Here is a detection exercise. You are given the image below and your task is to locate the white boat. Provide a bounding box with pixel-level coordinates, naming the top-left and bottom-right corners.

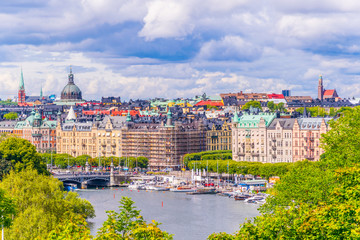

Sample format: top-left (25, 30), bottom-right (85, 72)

top-left (128, 182), bottom-right (146, 190)
top-left (244, 195), bottom-right (266, 203)
top-left (170, 186), bottom-right (197, 192)
top-left (153, 186), bottom-right (170, 191)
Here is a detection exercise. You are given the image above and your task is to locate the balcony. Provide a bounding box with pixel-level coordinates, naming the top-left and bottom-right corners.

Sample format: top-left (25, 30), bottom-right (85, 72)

top-left (32, 133), bottom-right (42, 138)
top-left (305, 155), bottom-right (314, 160)
top-left (271, 138), bottom-right (276, 142)
top-left (272, 146), bottom-right (276, 150)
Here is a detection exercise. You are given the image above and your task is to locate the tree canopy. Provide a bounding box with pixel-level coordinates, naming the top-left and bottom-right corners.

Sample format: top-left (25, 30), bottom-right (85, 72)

top-left (95, 196), bottom-right (172, 240)
top-left (3, 112), bottom-right (18, 120)
top-left (0, 169), bottom-right (95, 240)
top-left (0, 137), bottom-right (48, 179)
top-left (0, 188), bottom-right (16, 229)
top-left (241, 101), bottom-right (262, 111)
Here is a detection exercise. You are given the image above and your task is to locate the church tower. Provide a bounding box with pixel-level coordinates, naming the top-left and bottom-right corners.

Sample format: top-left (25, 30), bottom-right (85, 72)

top-left (318, 75), bottom-right (324, 101)
top-left (18, 69), bottom-right (26, 105)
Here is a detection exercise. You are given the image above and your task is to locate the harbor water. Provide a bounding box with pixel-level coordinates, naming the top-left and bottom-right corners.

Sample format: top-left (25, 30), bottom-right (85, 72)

top-left (78, 188), bottom-right (260, 240)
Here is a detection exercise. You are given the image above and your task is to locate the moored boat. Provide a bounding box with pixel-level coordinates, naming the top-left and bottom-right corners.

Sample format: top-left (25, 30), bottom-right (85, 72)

top-left (170, 186), bottom-right (197, 192)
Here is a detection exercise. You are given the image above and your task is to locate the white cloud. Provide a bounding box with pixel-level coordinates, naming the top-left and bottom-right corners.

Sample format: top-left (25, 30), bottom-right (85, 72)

top-left (138, 0), bottom-right (194, 40)
top-left (197, 35), bottom-right (262, 61)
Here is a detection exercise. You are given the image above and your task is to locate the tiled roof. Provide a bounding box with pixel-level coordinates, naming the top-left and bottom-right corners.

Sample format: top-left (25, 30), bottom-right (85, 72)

top-left (194, 100), bottom-right (224, 107)
top-left (324, 89), bottom-right (335, 96)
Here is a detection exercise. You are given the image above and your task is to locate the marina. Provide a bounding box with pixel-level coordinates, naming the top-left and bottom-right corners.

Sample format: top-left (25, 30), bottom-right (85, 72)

top-left (78, 187), bottom-right (260, 240)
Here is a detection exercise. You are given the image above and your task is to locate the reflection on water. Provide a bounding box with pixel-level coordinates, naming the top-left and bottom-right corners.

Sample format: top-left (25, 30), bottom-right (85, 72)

top-left (77, 188), bottom-right (260, 240)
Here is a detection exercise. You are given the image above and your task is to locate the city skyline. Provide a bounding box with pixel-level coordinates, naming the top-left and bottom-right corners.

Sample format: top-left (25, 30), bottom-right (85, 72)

top-left (1, 1), bottom-right (360, 100)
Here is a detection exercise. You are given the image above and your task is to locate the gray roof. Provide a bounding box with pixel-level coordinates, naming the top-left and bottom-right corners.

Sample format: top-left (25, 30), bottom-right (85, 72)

top-left (297, 117), bottom-right (332, 130)
top-left (62, 122), bottom-right (93, 131)
top-left (0, 121), bottom-right (17, 129)
top-left (97, 116), bottom-right (127, 130)
top-left (267, 118), bottom-right (296, 130)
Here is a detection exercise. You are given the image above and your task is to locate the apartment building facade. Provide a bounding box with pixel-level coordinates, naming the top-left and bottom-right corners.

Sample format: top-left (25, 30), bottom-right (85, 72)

top-left (232, 112), bottom-right (333, 163)
top-left (206, 121), bottom-right (232, 151)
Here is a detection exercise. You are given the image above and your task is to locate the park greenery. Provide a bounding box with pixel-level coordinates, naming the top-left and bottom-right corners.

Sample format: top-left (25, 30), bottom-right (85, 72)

top-left (266, 101), bottom-right (285, 112)
top-left (241, 101), bottom-right (262, 111)
top-left (0, 137), bottom-right (48, 180)
top-left (207, 106), bottom-right (360, 239)
top-left (95, 197), bottom-right (172, 239)
top-left (39, 153), bottom-right (149, 170)
top-left (3, 112), bottom-right (18, 120)
top-left (0, 168), bottom-right (95, 240)
top-left (0, 100), bottom-right (17, 106)
top-left (184, 150), bottom-right (291, 179)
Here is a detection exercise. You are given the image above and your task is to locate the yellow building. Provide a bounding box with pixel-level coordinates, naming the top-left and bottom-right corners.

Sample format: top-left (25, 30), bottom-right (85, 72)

top-left (206, 121), bottom-right (232, 151)
top-left (56, 114), bottom-right (126, 158)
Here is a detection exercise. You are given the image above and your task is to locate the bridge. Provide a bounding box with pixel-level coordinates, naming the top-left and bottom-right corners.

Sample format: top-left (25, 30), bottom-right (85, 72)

top-left (54, 173), bottom-right (131, 188)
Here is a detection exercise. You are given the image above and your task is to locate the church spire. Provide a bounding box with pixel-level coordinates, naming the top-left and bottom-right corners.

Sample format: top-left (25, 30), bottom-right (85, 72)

top-left (318, 74), bottom-right (324, 101)
top-left (18, 68), bottom-right (26, 105)
top-left (19, 68), bottom-right (25, 90)
top-left (68, 65), bottom-right (74, 84)
top-left (40, 85), bottom-right (43, 98)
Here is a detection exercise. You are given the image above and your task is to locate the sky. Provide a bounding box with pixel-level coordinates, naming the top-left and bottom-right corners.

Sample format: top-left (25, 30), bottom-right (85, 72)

top-left (1, 0), bottom-right (360, 101)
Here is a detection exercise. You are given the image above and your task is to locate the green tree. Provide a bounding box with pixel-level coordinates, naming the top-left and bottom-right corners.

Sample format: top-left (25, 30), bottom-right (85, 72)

top-left (136, 157), bottom-right (149, 169)
top-left (276, 102), bottom-right (285, 112)
top-left (0, 189), bottom-right (16, 237)
top-left (3, 112), bottom-right (18, 120)
top-left (96, 196), bottom-right (172, 240)
top-left (0, 169), bottom-right (95, 239)
top-left (46, 214), bottom-right (92, 240)
top-left (236, 166), bottom-right (360, 239)
top-left (0, 137), bottom-right (48, 179)
top-left (321, 106), bottom-right (360, 169)
top-left (0, 158), bottom-right (12, 181)
top-left (266, 101), bottom-right (275, 112)
top-left (241, 101), bottom-right (262, 111)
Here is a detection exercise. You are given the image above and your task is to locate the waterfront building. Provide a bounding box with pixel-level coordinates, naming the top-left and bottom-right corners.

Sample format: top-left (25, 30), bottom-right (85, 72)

top-left (292, 115), bottom-right (332, 162)
top-left (232, 108), bottom-right (333, 163)
top-left (266, 118), bottom-right (296, 163)
top-left (56, 111), bottom-right (126, 158)
top-left (14, 109), bottom-right (57, 153)
top-left (232, 111), bottom-right (276, 162)
top-left (121, 111), bottom-right (206, 170)
top-left (206, 121), bottom-right (232, 151)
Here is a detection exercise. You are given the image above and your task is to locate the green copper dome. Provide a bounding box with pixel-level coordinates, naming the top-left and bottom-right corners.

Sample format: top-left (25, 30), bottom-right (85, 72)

top-left (61, 67), bottom-right (82, 101)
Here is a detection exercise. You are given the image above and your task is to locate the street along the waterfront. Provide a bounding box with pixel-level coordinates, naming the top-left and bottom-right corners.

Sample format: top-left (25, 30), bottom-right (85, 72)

top-left (78, 188), bottom-right (260, 240)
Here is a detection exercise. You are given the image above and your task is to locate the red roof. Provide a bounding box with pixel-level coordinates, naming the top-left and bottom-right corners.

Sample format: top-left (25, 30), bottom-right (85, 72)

top-left (82, 110), bottom-right (110, 115)
top-left (194, 100), bottom-right (224, 107)
top-left (112, 110), bottom-right (139, 116)
top-left (323, 89), bottom-right (335, 96)
top-left (76, 102), bottom-right (101, 106)
top-left (268, 93), bottom-right (284, 99)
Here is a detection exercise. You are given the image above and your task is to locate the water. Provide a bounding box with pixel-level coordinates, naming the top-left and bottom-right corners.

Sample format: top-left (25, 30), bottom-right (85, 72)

top-left (78, 188), bottom-right (260, 240)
